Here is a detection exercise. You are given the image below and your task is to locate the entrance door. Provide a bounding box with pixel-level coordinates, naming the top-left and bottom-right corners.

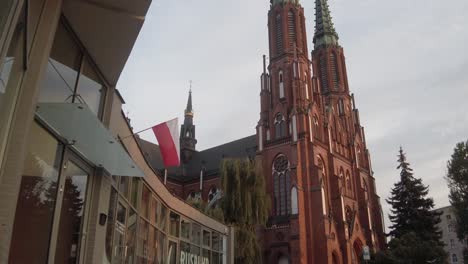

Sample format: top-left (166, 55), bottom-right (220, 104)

top-left (10, 122), bottom-right (92, 264)
top-left (49, 153), bottom-right (92, 264)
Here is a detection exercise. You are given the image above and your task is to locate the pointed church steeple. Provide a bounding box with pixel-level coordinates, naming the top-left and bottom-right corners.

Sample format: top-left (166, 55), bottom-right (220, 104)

top-left (180, 88), bottom-right (197, 163)
top-left (185, 89), bottom-right (193, 115)
top-left (313, 0), bottom-right (339, 47)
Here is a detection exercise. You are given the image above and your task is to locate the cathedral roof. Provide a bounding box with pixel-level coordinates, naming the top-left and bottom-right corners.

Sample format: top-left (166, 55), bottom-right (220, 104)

top-left (313, 0), bottom-right (339, 47)
top-left (138, 135), bottom-right (257, 183)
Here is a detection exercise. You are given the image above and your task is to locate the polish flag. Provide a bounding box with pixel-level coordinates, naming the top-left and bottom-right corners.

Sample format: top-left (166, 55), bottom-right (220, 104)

top-left (152, 118), bottom-right (180, 167)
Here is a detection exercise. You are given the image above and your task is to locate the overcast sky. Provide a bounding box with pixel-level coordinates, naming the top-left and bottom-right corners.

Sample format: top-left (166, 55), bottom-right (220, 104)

top-left (118, 0), bottom-right (468, 228)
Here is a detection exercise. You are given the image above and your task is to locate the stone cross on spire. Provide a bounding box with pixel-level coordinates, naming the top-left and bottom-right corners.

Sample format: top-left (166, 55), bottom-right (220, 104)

top-left (313, 0), bottom-right (339, 47)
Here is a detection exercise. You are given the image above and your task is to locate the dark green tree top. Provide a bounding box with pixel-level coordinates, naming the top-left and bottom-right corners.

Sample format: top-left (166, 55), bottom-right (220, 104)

top-left (446, 140), bottom-right (468, 242)
top-left (387, 147), bottom-right (443, 243)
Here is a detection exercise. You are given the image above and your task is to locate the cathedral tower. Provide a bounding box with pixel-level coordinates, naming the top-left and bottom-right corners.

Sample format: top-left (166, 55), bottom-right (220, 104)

top-left (180, 90), bottom-right (197, 163)
top-left (257, 0), bottom-right (386, 263)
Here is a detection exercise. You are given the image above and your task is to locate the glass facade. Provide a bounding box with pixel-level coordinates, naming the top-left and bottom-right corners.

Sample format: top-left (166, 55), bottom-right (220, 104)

top-left (38, 21), bottom-right (106, 118)
top-left (106, 177), bottom-right (227, 264)
top-left (9, 122), bottom-right (91, 263)
top-left (0, 5), bottom-right (25, 167)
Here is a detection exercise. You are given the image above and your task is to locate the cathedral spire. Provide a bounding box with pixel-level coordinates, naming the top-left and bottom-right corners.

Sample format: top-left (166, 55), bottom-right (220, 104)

top-left (185, 82), bottom-right (193, 116)
top-left (313, 0), bottom-right (339, 47)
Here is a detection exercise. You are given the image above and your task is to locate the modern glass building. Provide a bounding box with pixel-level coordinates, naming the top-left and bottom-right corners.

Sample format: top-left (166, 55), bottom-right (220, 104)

top-left (0, 1), bottom-right (233, 263)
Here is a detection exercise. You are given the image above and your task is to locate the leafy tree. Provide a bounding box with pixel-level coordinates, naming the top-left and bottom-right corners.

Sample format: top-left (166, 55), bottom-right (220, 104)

top-left (386, 147), bottom-right (446, 263)
top-left (446, 140), bottom-right (468, 262)
top-left (220, 157), bottom-right (270, 264)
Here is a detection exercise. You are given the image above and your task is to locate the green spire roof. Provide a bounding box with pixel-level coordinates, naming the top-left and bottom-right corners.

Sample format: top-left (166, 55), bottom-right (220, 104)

top-left (313, 0), bottom-right (339, 47)
top-left (271, 0), bottom-right (300, 6)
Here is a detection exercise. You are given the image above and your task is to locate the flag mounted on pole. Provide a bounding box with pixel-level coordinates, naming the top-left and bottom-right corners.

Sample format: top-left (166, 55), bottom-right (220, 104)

top-left (152, 118), bottom-right (180, 168)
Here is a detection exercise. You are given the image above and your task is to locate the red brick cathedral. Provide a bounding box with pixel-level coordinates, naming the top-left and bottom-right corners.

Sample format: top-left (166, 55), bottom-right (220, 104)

top-left (140, 0), bottom-right (386, 263)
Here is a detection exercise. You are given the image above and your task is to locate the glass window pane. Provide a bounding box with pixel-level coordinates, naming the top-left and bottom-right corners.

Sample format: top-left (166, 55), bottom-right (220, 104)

top-left (76, 58), bottom-right (105, 116)
top-left (159, 204), bottom-right (167, 232)
top-left (130, 178), bottom-right (139, 209)
top-left (181, 219), bottom-right (190, 240)
top-left (141, 185), bottom-right (150, 219)
top-left (212, 232), bottom-right (220, 251)
top-left (55, 161), bottom-right (89, 264)
top-left (119, 176), bottom-right (129, 199)
top-left (0, 0), bottom-right (15, 34)
top-left (191, 223), bottom-right (201, 245)
top-left (150, 197), bottom-right (157, 225)
top-left (0, 13), bottom-right (24, 165)
top-left (169, 212), bottom-right (180, 237)
top-left (167, 241), bottom-right (177, 264)
top-left (9, 122), bottom-right (63, 263)
top-left (203, 230), bottom-right (210, 248)
top-left (156, 230), bottom-right (166, 264)
top-left (105, 188), bottom-right (118, 262)
top-left (137, 218), bottom-right (149, 263)
top-left (126, 208), bottom-right (137, 264)
top-left (39, 22), bottom-right (81, 104)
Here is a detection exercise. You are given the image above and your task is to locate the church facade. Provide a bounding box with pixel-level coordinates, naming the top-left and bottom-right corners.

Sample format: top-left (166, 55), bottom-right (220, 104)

top-left (140, 0), bottom-right (386, 263)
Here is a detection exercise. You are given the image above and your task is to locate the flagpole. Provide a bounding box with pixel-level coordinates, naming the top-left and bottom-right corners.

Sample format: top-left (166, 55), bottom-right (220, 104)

top-left (164, 169), bottom-right (167, 185)
top-left (119, 117), bottom-right (179, 141)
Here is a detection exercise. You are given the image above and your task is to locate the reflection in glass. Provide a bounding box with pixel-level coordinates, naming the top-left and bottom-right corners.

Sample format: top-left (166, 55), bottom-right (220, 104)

top-left (0, 14), bottom-right (24, 162)
top-left (125, 209), bottom-right (137, 264)
top-left (119, 176), bottom-right (130, 199)
top-left (9, 122), bottom-right (63, 263)
top-left (181, 220), bottom-right (190, 240)
top-left (191, 223), bottom-right (201, 245)
top-left (167, 241), bottom-right (177, 264)
top-left (141, 185), bottom-right (150, 219)
top-left (159, 204), bottom-right (167, 231)
top-left (112, 202), bottom-right (126, 264)
top-left (0, 0), bottom-right (15, 35)
top-left (76, 58), bottom-right (104, 116)
top-left (55, 161), bottom-right (89, 264)
top-left (137, 218), bottom-right (149, 262)
top-left (157, 230), bottom-right (166, 264)
top-left (105, 188), bottom-right (118, 262)
top-left (130, 178), bottom-right (139, 208)
top-left (169, 212), bottom-right (180, 237)
top-left (38, 23), bottom-right (81, 104)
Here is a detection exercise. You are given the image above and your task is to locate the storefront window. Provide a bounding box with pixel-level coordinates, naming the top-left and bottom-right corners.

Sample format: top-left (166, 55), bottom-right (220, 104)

top-left (159, 204), bottom-right (167, 232)
top-left (9, 122), bottom-right (64, 263)
top-left (203, 230), bottom-right (211, 248)
top-left (167, 241), bottom-right (177, 264)
top-left (156, 230), bottom-right (166, 264)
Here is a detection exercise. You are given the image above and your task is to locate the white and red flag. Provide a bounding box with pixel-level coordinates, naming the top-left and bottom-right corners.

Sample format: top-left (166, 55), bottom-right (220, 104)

top-left (152, 118), bottom-right (180, 168)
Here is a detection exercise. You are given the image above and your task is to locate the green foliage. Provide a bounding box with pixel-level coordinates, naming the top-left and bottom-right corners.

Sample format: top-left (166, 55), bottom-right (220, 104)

top-left (386, 147), bottom-right (446, 263)
top-left (186, 198), bottom-right (224, 223)
top-left (220, 157), bottom-right (271, 264)
top-left (446, 140), bottom-right (468, 242)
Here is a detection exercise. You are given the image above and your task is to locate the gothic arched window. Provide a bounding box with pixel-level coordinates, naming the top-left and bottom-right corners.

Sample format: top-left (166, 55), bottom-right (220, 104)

top-left (208, 186), bottom-right (219, 203)
top-left (279, 70), bottom-right (285, 99)
top-left (313, 115), bottom-right (320, 140)
top-left (319, 55), bottom-right (329, 93)
top-left (304, 71), bottom-right (309, 99)
top-left (330, 52), bottom-right (340, 90)
top-left (275, 14), bottom-right (283, 54)
top-left (274, 113), bottom-right (287, 139)
top-left (273, 155), bottom-right (291, 216)
top-left (288, 10), bottom-right (296, 48)
top-left (346, 173), bottom-right (352, 194)
top-left (291, 186), bottom-right (298, 215)
top-left (339, 169), bottom-right (345, 194)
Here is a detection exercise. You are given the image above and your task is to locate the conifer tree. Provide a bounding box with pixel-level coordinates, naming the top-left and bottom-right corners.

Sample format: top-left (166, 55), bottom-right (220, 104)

top-left (386, 147), bottom-right (446, 263)
top-left (446, 140), bottom-right (468, 262)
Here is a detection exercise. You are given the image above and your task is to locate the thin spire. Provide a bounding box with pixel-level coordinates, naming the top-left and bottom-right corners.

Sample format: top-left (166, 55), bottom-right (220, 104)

top-left (185, 81), bottom-right (193, 115)
top-left (313, 0), bottom-right (339, 47)
top-left (271, 0), bottom-right (299, 7)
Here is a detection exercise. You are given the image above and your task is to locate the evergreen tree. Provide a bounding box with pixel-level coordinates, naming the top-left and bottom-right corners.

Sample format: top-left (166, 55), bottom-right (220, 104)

top-left (220, 157), bottom-right (270, 264)
top-left (386, 147), bottom-right (446, 263)
top-left (446, 140), bottom-right (468, 262)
